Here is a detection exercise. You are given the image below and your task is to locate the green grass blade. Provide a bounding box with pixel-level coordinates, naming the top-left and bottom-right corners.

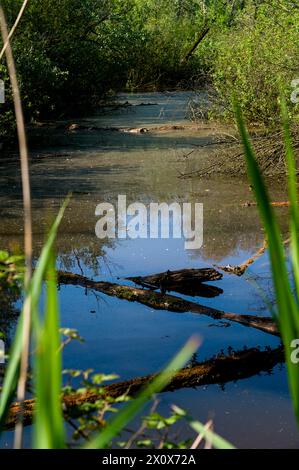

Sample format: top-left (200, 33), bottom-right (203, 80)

top-left (0, 313), bottom-right (25, 430)
top-left (234, 98), bottom-right (295, 325)
top-left (86, 336), bottom-right (200, 449)
top-left (0, 197), bottom-right (70, 431)
top-left (234, 98), bottom-right (299, 420)
top-left (34, 253), bottom-right (65, 449)
top-left (281, 97), bottom-right (299, 296)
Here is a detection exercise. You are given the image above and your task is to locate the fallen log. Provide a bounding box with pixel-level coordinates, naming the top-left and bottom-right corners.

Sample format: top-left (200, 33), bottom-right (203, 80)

top-left (127, 268), bottom-right (223, 296)
top-left (6, 345), bottom-right (284, 429)
top-left (57, 271), bottom-right (278, 336)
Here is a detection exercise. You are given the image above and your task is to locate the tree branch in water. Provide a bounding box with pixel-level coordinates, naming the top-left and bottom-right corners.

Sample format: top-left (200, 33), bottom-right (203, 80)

top-left (57, 271), bottom-right (278, 336)
top-left (6, 345), bottom-right (284, 430)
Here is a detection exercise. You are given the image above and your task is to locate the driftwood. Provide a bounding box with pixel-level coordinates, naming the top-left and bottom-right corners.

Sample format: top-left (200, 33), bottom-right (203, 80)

top-left (58, 271), bottom-right (278, 336)
top-left (64, 123), bottom-right (149, 133)
top-left (6, 345), bottom-right (284, 429)
top-left (216, 238), bottom-right (290, 276)
top-left (216, 241), bottom-right (268, 276)
top-left (242, 201), bottom-right (290, 208)
top-left (54, 122), bottom-right (212, 135)
top-left (127, 268), bottom-right (223, 297)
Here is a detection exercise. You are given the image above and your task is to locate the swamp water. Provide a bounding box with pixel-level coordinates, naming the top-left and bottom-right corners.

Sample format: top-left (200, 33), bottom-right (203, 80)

top-left (0, 92), bottom-right (297, 448)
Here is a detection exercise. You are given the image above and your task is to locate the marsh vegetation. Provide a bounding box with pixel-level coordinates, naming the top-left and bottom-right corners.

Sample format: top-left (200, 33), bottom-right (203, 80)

top-left (0, 0), bottom-right (299, 450)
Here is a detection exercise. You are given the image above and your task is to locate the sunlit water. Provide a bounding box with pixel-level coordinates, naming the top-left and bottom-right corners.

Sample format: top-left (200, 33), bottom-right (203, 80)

top-left (0, 92), bottom-right (297, 448)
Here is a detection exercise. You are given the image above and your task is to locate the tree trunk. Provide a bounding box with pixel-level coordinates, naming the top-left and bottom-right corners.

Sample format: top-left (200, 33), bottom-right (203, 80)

top-left (181, 25), bottom-right (210, 63)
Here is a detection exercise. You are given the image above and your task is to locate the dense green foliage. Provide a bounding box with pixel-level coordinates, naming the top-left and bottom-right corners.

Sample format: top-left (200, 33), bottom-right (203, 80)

top-left (210, 1), bottom-right (299, 125)
top-left (0, 0), bottom-right (298, 143)
top-left (0, 0), bottom-right (205, 142)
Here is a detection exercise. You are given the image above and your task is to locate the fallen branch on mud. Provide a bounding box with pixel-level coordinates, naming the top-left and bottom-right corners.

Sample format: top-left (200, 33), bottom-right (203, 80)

top-left (57, 271), bottom-right (278, 336)
top-left (6, 345), bottom-right (284, 429)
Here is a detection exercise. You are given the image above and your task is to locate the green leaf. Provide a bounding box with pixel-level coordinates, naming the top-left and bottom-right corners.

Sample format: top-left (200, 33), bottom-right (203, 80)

top-left (0, 251), bottom-right (9, 262)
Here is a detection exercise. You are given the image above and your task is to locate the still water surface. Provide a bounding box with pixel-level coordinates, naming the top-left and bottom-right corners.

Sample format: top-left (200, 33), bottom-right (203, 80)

top-left (0, 92), bottom-right (297, 448)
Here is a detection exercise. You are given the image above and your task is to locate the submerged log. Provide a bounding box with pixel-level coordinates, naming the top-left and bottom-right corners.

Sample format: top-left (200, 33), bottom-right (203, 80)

top-left (6, 345), bottom-right (284, 429)
top-left (57, 271), bottom-right (278, 336)
top-left (127, 268), bottom-right (223, 296)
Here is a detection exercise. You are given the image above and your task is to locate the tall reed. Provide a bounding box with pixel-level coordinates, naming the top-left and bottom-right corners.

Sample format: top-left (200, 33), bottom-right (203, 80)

top-left (235, 96), bottom-right (299, 422)
top-left (0, 2), bottom-right (31, 448)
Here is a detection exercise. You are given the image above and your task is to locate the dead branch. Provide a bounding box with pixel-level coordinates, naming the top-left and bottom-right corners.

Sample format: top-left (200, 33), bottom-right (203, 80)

top-left (242, 201), bottom-right (290, 207)
top-left (216, 238), bottom-right (290, 276)
top-left (181, 25), bottom-right (210, 64)
top-left (216, 241), bottom-right (268, 276)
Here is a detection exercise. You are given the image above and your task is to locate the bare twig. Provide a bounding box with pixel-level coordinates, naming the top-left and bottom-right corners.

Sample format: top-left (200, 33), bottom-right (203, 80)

top-left (190, 420), bottom-right (213, 449)
top-left (125, 399), bottom-right (159, 449)
top-left (215, 240), bottom-right (268, 276)
top-left (204, 421), bottom-right (214, 449)
top-left (0, 0), bottom-right (29, 62)
top-left (216, 238), bottom-right (290, 276)
top-left (242, 201), bottom-right (290, 208)
top-left (0, 5), bottom-right (32, 449)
